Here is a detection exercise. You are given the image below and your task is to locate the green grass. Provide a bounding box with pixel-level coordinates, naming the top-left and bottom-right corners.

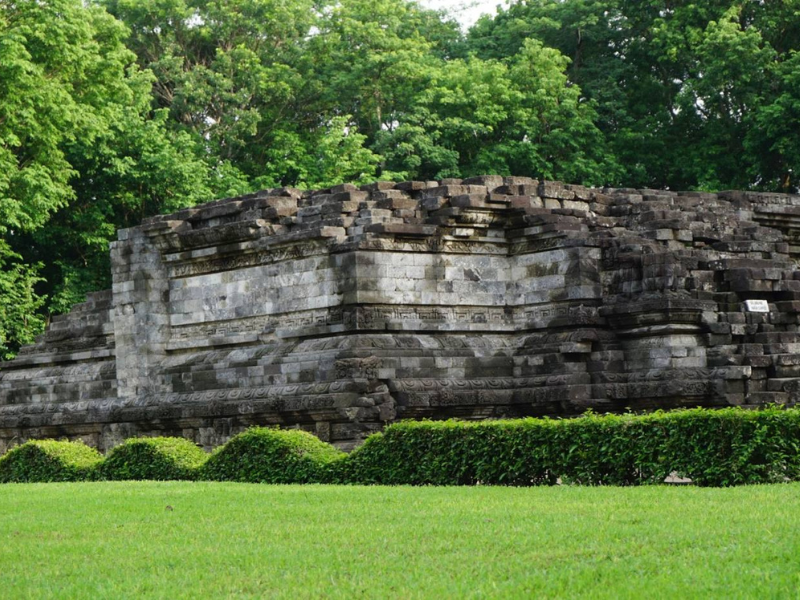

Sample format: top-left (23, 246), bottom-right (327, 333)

top-left (1, 483), bottom-right (799, 598)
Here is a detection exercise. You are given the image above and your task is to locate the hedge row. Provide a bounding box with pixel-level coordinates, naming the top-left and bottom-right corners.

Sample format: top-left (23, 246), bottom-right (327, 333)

top-left (2, 408), bottom-right (800, 486)
top-left (336, 408), bottom-right (800, 486)
top-left (0, 429), bottom-right (343, 484)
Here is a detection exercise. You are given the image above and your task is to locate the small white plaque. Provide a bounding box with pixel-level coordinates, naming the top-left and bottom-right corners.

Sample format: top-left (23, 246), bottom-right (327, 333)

top-left (744, 299), bottom-right (769, 313)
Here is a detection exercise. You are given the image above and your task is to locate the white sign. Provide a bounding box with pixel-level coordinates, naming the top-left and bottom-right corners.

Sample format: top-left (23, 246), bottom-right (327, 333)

top-left (744, 299), bottom-right (769, 313)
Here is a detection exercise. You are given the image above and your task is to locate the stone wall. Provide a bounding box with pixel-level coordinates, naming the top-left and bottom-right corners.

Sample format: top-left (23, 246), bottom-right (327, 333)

top-left (3, 177), bottom-right (800, 451)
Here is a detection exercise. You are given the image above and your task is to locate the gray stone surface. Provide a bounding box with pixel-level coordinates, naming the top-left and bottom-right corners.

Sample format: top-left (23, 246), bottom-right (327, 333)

top-left (3, 178), bottom-right (800, 451)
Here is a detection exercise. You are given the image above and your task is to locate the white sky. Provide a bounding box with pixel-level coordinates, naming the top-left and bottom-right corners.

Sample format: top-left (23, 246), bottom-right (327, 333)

top-left (420, 0), bottom-right (510, 30)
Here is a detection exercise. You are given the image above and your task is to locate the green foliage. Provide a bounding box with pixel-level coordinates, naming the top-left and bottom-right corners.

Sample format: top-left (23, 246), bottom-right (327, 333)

top-left (0, 242), bottom-right (45, 359)
top-left (311, 0), bottom-right (443, 140)
top-left (336, 408), bottom-right (800, 487)
top-left (374, 45), bottom-right (617, 183)
top-left (2, 409), bottom-right (800, 486)
top-left (0, 0), bottom-right (215, 356)
top-left (103, 0), bottom-right (363, 189)
top-left (96, 437), bottom-right (207, 481)
top-left (0, 440), bottom-right (102, 483)
top-left (256, 115), bottom-right (380, 189)
top-left (467, 0), bottom-right (800, 192)
top-left (198, 427), bottom-right (345, 484)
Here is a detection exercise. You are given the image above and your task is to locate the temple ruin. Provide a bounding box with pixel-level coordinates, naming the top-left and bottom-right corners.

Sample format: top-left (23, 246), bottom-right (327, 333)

top-left (3, 176), bottom-right (800, 451)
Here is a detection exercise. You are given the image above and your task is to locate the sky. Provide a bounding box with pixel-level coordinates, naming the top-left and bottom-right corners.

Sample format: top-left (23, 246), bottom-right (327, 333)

top-left (420, 0), bottom-right (510, 30)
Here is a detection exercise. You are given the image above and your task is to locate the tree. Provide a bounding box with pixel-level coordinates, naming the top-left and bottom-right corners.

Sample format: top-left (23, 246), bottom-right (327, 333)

top-left (467, 0), bottom-right (800, 192)
top-left (374, 41), bottom-right (618, 184)
top-left (0, 243), bottom-right (45, 359)
top-left (102, 0), bottom-right (383, 189)
top-left (310, 0), bottom-right (453, 138)
top-left (750, 52), bottom-right (800, 192)
top-left (0, 0), bottom-right (213, 355)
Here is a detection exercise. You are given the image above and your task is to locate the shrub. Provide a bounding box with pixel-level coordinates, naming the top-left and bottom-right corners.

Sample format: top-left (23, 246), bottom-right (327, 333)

top-left (4, 408), bottom-right (800, 487)
top-left (0, 440), bottom-right (102, 483)
top-left (335, 407), bottom-right (800, 487)
top-left (97, 437), bottom-right (207, 481)
top-left (331, 419), bottom-right (558, 485)
top-left (199, 427), bottom-right (345, 484)
top-left (648, 408), bottom-right (800, 486)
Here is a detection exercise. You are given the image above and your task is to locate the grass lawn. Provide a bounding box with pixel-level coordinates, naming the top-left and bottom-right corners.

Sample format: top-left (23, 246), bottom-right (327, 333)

top-left (1, 483), bottom-right (799, 598)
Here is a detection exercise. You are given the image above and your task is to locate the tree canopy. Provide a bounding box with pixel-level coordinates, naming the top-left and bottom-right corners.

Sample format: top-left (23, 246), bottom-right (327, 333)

top-left (1, 0), bottom-right (800, 357)
top-left (468, 0), bottom-right (800, 191)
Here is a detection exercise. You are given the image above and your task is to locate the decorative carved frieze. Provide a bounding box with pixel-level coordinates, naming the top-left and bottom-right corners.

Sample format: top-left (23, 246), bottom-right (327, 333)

top-left (167, 240), bottom-right (332, 278)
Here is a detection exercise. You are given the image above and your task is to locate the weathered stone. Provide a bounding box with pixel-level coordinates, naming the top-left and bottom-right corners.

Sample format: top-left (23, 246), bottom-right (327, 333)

top-left (5, 179), bottom-right (800, 450)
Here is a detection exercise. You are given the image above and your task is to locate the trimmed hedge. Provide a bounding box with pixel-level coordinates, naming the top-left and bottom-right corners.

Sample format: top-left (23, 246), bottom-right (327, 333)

top-left (0, 440), bottom-right (103, 483)
top-left (198, 427), bottom-right (345, 484)
top-left (97, 437), bottom-right (207, 481)
top-left (2, 408), bottom-right (800, 486)
top-left (334, 408), bottom-right (800, 487)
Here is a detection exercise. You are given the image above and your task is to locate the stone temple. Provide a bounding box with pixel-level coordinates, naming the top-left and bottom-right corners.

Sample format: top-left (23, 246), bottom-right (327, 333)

top-left (3, 176), bottom-right (800, 451)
